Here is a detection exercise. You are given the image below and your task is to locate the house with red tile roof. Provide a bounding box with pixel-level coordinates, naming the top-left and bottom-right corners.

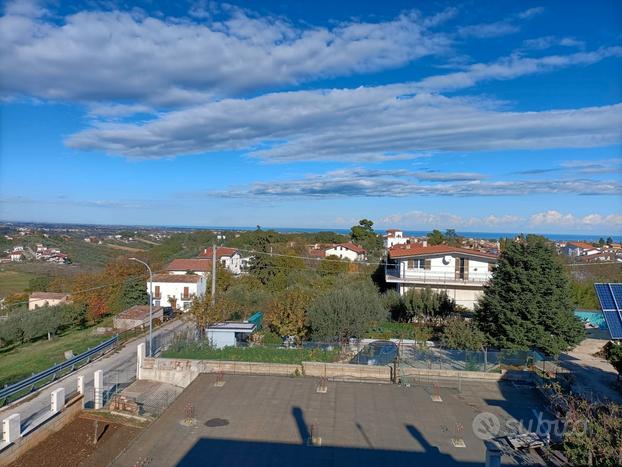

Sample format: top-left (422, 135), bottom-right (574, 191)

top-left (386, 244), bottom-right (499, 310)
top-left (324, 242), bottom-right (367, 261)
top-left (166, 258), bottom-right (213, 276)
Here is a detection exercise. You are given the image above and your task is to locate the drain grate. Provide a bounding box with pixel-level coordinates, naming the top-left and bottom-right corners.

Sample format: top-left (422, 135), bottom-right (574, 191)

top-left (205, 418), bottom-right (229, 427)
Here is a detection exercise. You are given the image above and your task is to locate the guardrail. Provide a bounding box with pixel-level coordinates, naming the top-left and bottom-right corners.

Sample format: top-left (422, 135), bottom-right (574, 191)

top-left (0, 335), bottom-right (118, 407)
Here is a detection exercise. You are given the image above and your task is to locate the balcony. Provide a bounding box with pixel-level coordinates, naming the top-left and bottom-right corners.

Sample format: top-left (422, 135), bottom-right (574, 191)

top-left (385, 265), bottom-right (490, 286)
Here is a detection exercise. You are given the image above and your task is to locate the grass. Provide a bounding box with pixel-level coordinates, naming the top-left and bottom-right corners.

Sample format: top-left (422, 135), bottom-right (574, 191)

top-left (0, 270), bottom-right (34, 297)
top-left (162, 344), bottom-right (340, 364)
top-left (0, 323), bottom-right (112, 387)
top-left (365, 322), bottom-right (422, 340)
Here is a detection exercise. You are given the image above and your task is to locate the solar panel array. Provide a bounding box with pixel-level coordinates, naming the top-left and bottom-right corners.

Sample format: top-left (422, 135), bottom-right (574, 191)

top-left (594, 283), bottom-right (622, 340)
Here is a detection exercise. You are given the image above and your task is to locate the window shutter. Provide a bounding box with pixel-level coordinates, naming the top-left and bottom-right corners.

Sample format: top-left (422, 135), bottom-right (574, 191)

top-left (407, 259), bottom-right (414, 269)
top-left (183, 286), bottom-right (189, 298)
top-left (424, 259), bottom-right (431, 270)
top-left (455, 258), bottom-right (460, 279)
top-left (464, 259), bottom-right (469, 280)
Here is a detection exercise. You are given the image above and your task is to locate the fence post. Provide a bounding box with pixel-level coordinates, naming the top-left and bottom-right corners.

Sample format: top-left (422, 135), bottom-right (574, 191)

top-left (77, 375), bottom-right (85, 395)
top-left (94, 370), bottom-right (104, 409)
top-left (137, 343), bottom-right (146, 380)
top-left (51, 388), bottom-right (65, 414)
top-left (2, 413), bottom-right (20, 444)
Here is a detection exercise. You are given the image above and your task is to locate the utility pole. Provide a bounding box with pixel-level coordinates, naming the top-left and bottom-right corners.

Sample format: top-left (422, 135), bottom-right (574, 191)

top-left (211, 244), bottom-right (217, 306)
top-left (129, 258), bottom-right (153, 357)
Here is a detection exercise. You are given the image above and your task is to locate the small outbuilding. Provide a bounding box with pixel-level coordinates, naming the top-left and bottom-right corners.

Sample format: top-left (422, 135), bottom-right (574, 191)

top-left (114, 304), bottom-right (163, 331)
top-left (206, 322), bottom-right (257, 349)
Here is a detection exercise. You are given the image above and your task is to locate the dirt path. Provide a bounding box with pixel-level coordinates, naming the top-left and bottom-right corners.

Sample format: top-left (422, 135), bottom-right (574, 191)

top-left (560, 338), bottom-right (622, 404)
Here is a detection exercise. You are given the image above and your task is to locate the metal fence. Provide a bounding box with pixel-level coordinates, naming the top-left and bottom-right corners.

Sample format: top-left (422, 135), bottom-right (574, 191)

top-left (0, 335), bottom-right (118, 406)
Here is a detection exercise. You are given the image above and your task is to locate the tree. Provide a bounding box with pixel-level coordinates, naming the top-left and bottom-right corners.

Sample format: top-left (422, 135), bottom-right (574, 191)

top-left (26, 276), bottom-right (52, 292)
top-left (307, 280), bottom-right (387, 341)
top-left (186, 295), bottom-right (235, 338)
top-left (265, 288), bottom-right (310, 340)
top-left (426, 229), bottom-right (444, 245)
top-left (350, 219), bottom-right (383, 255)
top-left (606, 236), bottom-right (614, 245)
top-left (118, 277), bottom-right (148, 310)
top-left (317, 256), bottom-right (349, 276)
top-left (402, 288), bottom-right (454, 323)
top-left (443, 229), bottom-right (462, 247)
top-left (475, 235), bottom-right (584, 355)
top-left (441, 317), bottom-right (486, 350)
top-left (603, 342), bottom-right (622, 377)
top-left (598, 237), bottom-right (606, 247)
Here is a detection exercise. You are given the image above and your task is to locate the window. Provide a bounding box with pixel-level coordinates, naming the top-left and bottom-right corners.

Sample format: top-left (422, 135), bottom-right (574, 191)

top-left (154, 300), bottom-right (160, 306)
top-left (154, 285), bottom-right (161, 299)
top-left (183, 286), bottom-right (189, 299)
top-left (407, 259), bottom-right (425, 269)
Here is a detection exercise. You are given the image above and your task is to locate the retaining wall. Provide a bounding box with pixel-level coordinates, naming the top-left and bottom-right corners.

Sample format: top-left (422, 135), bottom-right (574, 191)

top-left (140, 358), bottom-right (393, 385)
top-left (401, 367), bottom-right (535, 382)
top-left (0, 394), bottom-right (83, 465)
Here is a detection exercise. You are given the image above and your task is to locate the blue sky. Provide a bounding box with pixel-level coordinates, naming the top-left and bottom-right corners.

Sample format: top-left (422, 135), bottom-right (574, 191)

top-left (0, 0), bottom-right (621, 234)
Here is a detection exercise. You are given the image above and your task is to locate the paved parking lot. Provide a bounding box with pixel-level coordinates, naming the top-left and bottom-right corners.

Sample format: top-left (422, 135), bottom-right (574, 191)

top-left (114, 374), bottom-right (551, 466)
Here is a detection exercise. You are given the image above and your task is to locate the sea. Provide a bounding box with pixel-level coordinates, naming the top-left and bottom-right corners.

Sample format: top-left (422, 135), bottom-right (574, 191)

top-left (180, 226), bottom-right (620, 243)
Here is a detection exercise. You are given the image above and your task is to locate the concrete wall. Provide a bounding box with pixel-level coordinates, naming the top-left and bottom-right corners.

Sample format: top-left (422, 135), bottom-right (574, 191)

top-left (0, 394), bottom-right (83, 465)
top-left (302, 362), bottom-right (392, 381)
top-left (400, 367), bottom-right (535, 383)
top-left (139, 358), bottom-right (393, 385)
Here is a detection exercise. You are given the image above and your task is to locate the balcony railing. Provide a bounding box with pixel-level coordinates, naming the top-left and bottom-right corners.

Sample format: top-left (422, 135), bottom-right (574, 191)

top-left (385, 265), bottom-right (490, 285)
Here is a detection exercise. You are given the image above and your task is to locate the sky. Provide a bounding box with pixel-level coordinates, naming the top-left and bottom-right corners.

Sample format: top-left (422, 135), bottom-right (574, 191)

top-left (0, 0), bottom-right (621, 234)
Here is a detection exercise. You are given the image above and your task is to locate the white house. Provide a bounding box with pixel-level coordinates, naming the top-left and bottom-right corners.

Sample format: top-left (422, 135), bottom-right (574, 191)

top-left (385, 244), bottom-right (498, 310)
top-left (324, 242), bottom-right (367, 261)
top-left (9, 251), bottom-right (23, 262)
top-left (166, 258), bottom-right (212, 277)
top-left (28, 292), bottom-right (71, 310)
top-left (383, 229), bottom-right (427, 249)
top-left (199, 247), bottom-right (244, 274)
top-left (560, 241), bottom-right (601, 257)
top-left (147, 274), bottom-right (206, 311)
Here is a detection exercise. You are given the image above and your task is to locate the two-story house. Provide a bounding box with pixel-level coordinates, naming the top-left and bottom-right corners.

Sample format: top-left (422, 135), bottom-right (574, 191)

top-left (199, 247), bottom-right (244, 274)
top-left (324, 242), bottom-right (367, 261)
top-left (147, 274), bottom-right (206, 311)
top-left (560, 241), bottom-right (601, 257)
top-left (385, 244), bottom-right (498, 310)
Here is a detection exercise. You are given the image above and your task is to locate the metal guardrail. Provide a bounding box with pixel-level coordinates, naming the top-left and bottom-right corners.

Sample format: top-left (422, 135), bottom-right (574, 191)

top-left (0, 335), bottom-right (118, 406)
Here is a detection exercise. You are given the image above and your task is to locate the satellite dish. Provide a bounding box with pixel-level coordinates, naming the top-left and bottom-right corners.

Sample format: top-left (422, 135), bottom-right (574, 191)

top-left (442, 255), bottom-right (451, 265)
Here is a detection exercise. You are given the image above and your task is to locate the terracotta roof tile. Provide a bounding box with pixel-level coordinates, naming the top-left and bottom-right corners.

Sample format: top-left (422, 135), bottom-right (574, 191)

top-left (151, 274), bottom-right (202, 283)
top-left (389, 244), bottom-right (498, 259)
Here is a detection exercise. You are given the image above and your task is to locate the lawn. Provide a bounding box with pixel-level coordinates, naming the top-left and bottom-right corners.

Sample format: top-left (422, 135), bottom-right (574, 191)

top-left (0, 324), bottom-right (111, 387)
top-left (162, 344), bottom-right (341, 364)
top-left (0, 270), bottom-right (34, 297)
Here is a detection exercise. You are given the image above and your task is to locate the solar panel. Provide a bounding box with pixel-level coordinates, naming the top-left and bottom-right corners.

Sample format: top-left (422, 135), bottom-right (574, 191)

top-left (610, 284), bottom-right (622, 307)
top-left (595, 283), bottom-right (616, 311)
top-left (603, 310), bottom-right (622, 340)
top-left (594, 283), bottom-right (622, 340)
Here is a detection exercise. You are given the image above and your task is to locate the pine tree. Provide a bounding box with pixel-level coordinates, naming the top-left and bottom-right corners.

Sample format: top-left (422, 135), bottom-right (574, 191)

top-left (475, 235), bottom-right (584, 355)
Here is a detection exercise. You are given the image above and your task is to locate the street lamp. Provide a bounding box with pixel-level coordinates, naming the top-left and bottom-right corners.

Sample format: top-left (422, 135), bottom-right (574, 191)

top-left (129, 257), bottom-right (153, 357)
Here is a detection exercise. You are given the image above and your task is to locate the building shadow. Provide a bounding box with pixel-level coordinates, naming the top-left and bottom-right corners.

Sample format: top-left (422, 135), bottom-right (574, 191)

top-left (175, 408), bottom-right (480, 467)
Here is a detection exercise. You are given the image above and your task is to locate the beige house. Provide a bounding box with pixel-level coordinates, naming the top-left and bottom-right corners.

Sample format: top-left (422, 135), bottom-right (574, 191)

top-left (113, 305), bottom-right (164, 331)
top-left (28, 292), bottom-right (71, 310)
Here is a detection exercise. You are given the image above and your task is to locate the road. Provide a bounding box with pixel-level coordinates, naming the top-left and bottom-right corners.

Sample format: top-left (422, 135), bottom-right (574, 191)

top-left (0, 318), bottom-right (189, 432)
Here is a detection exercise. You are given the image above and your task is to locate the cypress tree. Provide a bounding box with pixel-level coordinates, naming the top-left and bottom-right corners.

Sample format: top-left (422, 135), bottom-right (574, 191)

top-left (475, 235), bottom-right (584, 355)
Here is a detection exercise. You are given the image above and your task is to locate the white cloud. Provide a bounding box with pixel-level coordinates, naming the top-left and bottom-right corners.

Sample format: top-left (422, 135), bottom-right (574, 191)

top-left (380, 208), bottom-right (622, 232)
top-left (458, 21), bottom-right (518, 39)
top-left (529, 210), bottom-right (622, 228)
top-left (65, 82), bottom-right (622, 161)
top-left (0, 6), bottom-right (450, 104)
top-left (203, 168), bottom-right (622, 198)
top-left (381, 210), bottom-right (525, 229)
top-left (516, 7), bottom-right (545, 20)
top-left (522, 36), bottom-right (585, 51)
